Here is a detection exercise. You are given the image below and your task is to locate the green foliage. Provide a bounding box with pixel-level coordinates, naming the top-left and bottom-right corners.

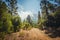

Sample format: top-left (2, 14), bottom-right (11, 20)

top-left (44, 6), bottom-right (60, 36)
top-left (39, 0), bottom-right (57, 29)
top-left (19, 30), bottom-right (25, 37)
top-left (21, 19), bottom-right (32, 30)
top-left (12, 15), bottom-right (21, 32)
top-left (0, 1), bottom-right (7, 13)
top-left (0, 1), bottom-right (13, 33)
top-left (6, 0), bottom-right (18, 15)
top-left (0, 32), bottom-right (6, 40)
top-left (0, 0), bottom-right (22, 39)
top-left (2, 13), bottom-right (13, 33)
top-left (23, 23), bottom-right (30, 30)
top-left (26, 15), bottom-right (33, 26)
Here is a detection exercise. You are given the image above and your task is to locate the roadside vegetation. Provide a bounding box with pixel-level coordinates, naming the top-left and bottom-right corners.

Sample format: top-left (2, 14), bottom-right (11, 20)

top-left (0, 0), bottom-right (60, 40)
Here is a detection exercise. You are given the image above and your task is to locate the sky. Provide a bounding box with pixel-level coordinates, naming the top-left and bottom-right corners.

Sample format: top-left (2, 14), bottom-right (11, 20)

top-left (17, 0), bottom-right (40, 21)
top-left (17, 0), bottom-right (59, 21)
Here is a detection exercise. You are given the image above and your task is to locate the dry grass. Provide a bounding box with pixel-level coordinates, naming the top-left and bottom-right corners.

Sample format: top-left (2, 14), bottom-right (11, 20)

top-left (3, 28), bottom-right (60, 40)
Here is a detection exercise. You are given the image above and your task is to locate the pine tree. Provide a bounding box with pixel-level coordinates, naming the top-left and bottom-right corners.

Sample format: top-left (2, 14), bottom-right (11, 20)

top-left (38, 11), bottom-right (41, 24)
top-left (6, 0), bottom-right (18, 15)
top-left (40, 0), bottom-right (49, 17)
top-left (27, 15), bottom-right (32, 25)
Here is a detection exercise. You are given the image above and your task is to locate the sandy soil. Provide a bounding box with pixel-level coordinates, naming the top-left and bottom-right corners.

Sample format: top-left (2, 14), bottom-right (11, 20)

top-left (4, 28), bottom-right (60, 40)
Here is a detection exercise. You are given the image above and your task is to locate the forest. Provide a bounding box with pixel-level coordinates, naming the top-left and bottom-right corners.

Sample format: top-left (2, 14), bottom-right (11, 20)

top-left (0, 0), bottom-right (60, 40)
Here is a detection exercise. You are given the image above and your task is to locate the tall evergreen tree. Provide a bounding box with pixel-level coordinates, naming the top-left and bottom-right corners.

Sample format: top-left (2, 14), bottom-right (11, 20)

top-left (38, 11), bottom-right (41, 24)
top-left (6, 0), bottom-right (21, 32)
top-left (40, 0), bottom-right (49, 18)
top-left (6, 0), bottom-right (18, 15)
top-left (27, 15), bottom-right (32, 25)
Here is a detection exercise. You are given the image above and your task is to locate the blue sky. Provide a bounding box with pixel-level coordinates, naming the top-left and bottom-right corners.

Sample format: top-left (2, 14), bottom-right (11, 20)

top-left (18, 0), bottom-right (40, 12)
top-left (17, 0), bottom-right (40, 21)
top-left (17, 0), bottom-right (59, 21)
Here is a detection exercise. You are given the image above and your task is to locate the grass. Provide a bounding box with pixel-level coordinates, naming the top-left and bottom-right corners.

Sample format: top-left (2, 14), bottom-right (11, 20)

top-left (19, 30), bottom-right (25, 37)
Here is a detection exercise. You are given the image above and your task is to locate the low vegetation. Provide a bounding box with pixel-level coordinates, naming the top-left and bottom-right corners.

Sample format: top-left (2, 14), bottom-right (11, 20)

top-left (0, 0), bottom-right (60, 40)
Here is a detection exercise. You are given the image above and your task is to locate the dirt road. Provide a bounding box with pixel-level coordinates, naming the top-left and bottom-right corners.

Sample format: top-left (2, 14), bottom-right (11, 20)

top-left (4, 28), bottom-right (60, 40)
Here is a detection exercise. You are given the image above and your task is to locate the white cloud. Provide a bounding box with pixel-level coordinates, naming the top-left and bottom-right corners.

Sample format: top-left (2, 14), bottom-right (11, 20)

top-left (18, 11), bottom-right (34, 20)
top-left (17, 4), bottom-right (36, 21)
